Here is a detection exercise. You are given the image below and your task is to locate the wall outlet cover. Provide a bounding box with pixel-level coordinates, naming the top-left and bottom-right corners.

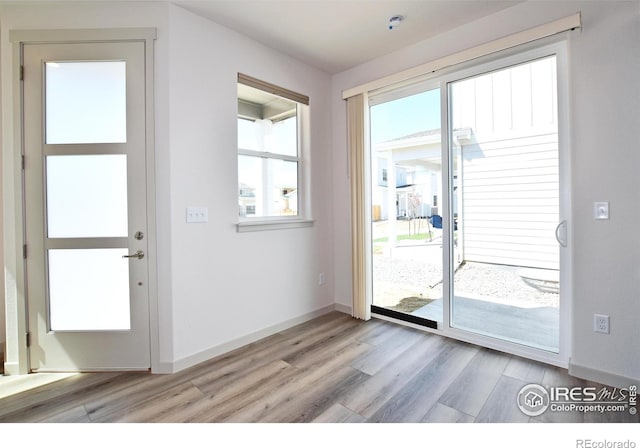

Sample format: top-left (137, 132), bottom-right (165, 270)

top-left (594, 314), bottom-right (610, 334)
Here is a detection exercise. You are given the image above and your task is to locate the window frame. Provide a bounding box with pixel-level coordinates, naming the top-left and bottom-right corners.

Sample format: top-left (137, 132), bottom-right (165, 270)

top-left (236, 74), bottom-right (313, 232)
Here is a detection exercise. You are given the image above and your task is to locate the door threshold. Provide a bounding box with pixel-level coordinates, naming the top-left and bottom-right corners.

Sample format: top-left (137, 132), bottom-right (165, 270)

top-left (371, 305), bottom-right (437, 329)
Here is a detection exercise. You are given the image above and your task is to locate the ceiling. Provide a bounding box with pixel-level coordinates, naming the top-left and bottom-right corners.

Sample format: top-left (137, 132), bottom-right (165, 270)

top-left (173, 0), bottom-right (522, 74)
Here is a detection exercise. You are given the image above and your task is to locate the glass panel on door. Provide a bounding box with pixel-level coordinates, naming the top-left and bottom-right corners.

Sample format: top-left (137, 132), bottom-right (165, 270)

top-left (370, 88), bottom-right (443, 325)
top-left (46, 154), bottom-right (128, 238)
top-left (48, 249), bottom-right (131, 331)
top-left (449, 56), bottom-right (560, 352)
top-left (43, 60), bottom-right (132, 334)
top-left (45, 60), bottom-right (127, 144)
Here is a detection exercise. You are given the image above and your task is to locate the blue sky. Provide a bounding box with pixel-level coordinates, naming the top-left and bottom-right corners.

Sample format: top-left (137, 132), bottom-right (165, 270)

top-left (370, 89), bottom-right (441, 144)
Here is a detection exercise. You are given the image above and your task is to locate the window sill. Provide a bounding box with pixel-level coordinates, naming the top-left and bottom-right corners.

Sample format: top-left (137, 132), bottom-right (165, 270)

top-left (236, 218), bottom-right (314, 233)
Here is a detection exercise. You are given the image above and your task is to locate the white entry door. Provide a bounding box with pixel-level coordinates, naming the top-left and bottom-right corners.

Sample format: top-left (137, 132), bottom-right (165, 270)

top-left (23, 41), bottom-right (150, 371)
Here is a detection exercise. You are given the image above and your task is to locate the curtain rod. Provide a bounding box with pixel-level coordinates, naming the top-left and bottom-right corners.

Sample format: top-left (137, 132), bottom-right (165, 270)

top-left (342, 12), bottom-right (581, 100)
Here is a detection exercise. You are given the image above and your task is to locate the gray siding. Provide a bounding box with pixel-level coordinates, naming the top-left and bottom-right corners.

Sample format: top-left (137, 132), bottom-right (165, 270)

top-left (460, 133), bottom-right (559, 269)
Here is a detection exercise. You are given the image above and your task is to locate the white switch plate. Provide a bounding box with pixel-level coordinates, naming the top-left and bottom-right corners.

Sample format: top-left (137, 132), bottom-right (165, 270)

top-left (594, 202), bottom-right (609, 220)
top-left (186, 207), bottom-right (208, 223)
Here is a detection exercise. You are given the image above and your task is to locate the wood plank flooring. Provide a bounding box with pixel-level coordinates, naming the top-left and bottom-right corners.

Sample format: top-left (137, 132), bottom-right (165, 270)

top-left (0, 312), bottom-right (637, 423)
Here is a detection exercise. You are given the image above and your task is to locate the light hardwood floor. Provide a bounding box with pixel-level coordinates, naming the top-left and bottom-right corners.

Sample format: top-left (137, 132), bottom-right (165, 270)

top-left (0, 312), bottom-right (637, 423)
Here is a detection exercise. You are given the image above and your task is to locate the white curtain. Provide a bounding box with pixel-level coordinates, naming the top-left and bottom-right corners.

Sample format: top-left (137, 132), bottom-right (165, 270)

top-left (347, 94), bottom-right (370, 321)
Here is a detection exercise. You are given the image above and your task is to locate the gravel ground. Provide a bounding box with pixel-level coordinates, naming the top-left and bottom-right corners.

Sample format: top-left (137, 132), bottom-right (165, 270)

top-left (373, 255), bottom-right (559, 309)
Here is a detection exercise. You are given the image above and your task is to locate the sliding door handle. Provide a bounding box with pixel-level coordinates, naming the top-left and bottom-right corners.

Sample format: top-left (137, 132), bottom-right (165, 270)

top-left (555, 220), bottom-right (567, 247)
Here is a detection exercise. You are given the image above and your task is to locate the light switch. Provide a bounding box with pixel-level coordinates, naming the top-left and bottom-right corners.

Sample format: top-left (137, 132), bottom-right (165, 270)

top-left (594, 202), bottom-right (609, 220)
top-left (186, 206), bottom-right (208, 223)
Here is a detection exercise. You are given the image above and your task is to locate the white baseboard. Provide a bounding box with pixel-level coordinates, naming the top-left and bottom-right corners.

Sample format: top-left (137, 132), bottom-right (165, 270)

top-left (569, 360), bottom-right (639, 388)
top-left (334, 303), bottom-right (352, 315)
top-left (164, 304), bottom-right (336, 374)
top-left (152, 361), bottom-right (174, 375)
top-left (3, 361), bottom-right (20, 376)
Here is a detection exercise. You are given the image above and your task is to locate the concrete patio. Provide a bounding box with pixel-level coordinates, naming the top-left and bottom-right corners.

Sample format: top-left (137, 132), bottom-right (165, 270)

top-left (372, 220), bottom-right (560, 352)
top-left (413, 295), bottom-right (559, 352)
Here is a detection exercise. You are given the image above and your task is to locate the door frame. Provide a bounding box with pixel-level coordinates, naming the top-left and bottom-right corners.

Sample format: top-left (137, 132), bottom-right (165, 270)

top-left (368, 40), bottom-right (572, 368)
top-left (3, 28), bottom-right (159, 375)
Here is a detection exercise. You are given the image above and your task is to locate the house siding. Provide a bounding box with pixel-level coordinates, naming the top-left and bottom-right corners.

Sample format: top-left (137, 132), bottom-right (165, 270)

top-left (460, 133), bottom-right (559, 269)
top-left (452, 56), bottom-right (559, 270)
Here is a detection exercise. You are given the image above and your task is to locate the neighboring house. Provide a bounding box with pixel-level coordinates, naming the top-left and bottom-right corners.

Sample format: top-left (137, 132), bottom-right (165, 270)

top-left (372, 56), bottom-right (559, 271)
top-left (284, 189), bottom-right (298, 215)
top-left (239, 183), bottom-right (296, 217)
top-left (238, 183), bottom-right (256, 217)
top-left (372, 129), bottom-right (442, 222)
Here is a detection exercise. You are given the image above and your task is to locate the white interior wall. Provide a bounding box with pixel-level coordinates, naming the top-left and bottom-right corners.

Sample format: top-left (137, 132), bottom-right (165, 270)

top-left (166, 4), bottom-right (333, 366)
top-left (1, 1), bottom-right (333, 373)
top-left (332, 1), bottom-right (640, 384)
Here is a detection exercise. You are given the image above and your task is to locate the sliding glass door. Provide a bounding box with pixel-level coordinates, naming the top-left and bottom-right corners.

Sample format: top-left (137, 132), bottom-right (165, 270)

top-left (367, 44), bottom-right (566, 357)
top-left (448, 55), bottom-right (561, 352)
top-left (369, 87), bottom-right (442, 327)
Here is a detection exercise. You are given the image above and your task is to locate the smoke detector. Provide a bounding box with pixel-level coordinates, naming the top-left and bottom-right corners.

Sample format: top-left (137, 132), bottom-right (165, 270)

top-left (389, 15), bottom-right (404, 30)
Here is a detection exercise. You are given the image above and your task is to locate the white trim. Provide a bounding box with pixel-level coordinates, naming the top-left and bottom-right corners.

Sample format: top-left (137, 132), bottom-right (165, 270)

top-left (569, 361), bottom-right (639, 389)
top-left (4, 28), bottom-right (158, 375)
top-left (9, 28), bottom-right (156, 43)
top-left (236, 96), bottom-right (309, 228)
top-left (168, 304), bottom-right (336, 373)
top-left (152, 361), bottom-right (174, 375)
top-left (3, 40), bottom-right (29, 375)
top-left (342, 13), bottom-right (581, 100)
top-left (236, 218), bottom-right (314, 233)
top-left (334, 303), bottom-right (352, 315)
top-left (143, 35), bottom-right (161, 375)
top-left (441, 75), bottom-right (453, 359)
top-left (237, 148), bottom-right (298, 163)
top-left (556, 41), bottom-right (573, 373)
top-left (2, 362), bottom-right (20, 375)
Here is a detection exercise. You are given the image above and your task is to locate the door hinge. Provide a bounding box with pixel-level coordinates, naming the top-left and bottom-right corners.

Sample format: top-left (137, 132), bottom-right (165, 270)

top-left (20, 65), bottom-right (24, 81)
top-left (26, 332), bottom-right (31, 347)
top-left (23, 244), bottom-right (27, 259)
top-left (21, 155), bottom-right (25, 170)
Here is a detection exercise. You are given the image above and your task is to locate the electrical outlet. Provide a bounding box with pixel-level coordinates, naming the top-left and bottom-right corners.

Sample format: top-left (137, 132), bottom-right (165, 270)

top-left (318, 272), bottom-right (326, 285)
top-left (594, 314), bottom-right (610, 334)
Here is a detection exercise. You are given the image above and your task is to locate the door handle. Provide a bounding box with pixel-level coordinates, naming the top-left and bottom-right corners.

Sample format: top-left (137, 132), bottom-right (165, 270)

top-left (555, 220), bottom-right (567, 247)
top-left (123, 250), bottom-right (144, 260)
